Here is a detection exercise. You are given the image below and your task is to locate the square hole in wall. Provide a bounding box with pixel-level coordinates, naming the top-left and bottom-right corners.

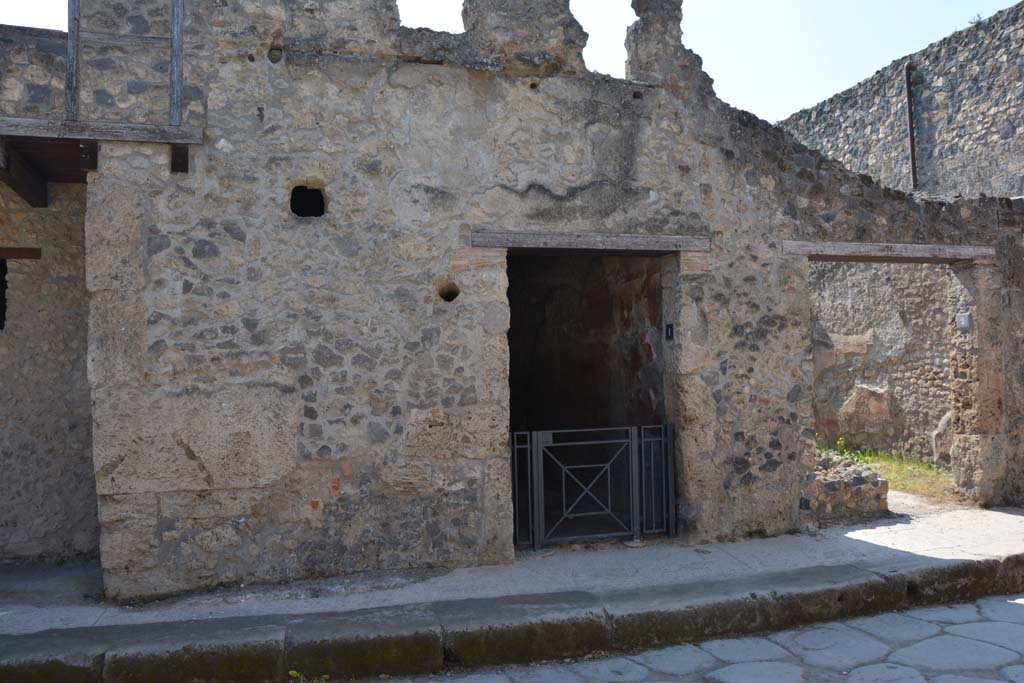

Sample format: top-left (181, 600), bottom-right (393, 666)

top-left (290, 186), bottom-right (325, 217)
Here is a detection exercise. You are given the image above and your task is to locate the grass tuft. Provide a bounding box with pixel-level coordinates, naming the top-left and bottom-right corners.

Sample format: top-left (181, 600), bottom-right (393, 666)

top-left (820, 438), bottom-right (963, 503)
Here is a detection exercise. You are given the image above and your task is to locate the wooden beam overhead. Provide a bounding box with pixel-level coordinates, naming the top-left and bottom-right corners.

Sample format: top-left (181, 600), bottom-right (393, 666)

top-left (782, 240), bottom-right (996, 265)
top-left (470, 230), bottom-right (711, 254)
top-left (0, 117), bottom-right (204, 145)
top-left (0, 139), bottom-right (48, 208)
top-left (66, 0), bottom-right (80, 121)
top-left (169, 0), bottom-right (184, 126)
top-left (0, 248), bottom-right (42, 260)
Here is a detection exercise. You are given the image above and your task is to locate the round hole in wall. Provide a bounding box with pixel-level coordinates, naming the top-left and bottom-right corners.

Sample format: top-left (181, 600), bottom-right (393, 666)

top-left (247, 53), bottom-right (255, 62)
top-left (436, 279), bottom-right (461, 303)
top-left (529, 82), bottom-right (539, 90)
top-left (268, 46), bottom-right (283, 64)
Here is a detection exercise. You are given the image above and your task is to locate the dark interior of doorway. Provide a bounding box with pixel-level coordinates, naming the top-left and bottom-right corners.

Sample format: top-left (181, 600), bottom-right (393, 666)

top-left (507, 251), bottom-right (668, 544)
top-left (507, 251), bottom-right (666, 432)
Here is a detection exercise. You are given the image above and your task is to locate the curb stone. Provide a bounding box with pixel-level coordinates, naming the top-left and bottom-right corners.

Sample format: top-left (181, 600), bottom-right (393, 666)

top-left (1, 554), bottom-right (1023, 682)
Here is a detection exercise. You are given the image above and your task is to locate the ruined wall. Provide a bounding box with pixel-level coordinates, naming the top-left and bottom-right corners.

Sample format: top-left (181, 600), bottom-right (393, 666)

top-left (508, 253), bottom-right (665, 431)
top-left (0, 24), bottom-right (66, 120)
top-left (67, 0), bottom-right (1024, 599)
top-left (781, 2), bottom-right (1024, 198)
top-left (0, 183), bottom-right (97, 563)
top-left (810, 262), bottom-right (961, 461)
top-left (783, 4), bottom-right (1023, 463)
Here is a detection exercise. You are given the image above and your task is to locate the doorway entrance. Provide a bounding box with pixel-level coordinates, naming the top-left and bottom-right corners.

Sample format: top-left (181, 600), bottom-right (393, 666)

top-left (506, 251), bottom-right (675, 548)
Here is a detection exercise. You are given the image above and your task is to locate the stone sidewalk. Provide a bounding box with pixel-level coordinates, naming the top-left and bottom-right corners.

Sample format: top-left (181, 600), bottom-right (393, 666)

top-left (397, 593), bottom-right (1024, 682)
top-left (2, 493), bottom-right (1024, 681)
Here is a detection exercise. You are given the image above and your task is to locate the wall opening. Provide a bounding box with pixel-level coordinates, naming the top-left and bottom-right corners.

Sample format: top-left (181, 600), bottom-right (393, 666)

top-left (0, 183), bottom-right (98, 564)
top-left (436, 278), bottom-right (460, 302)
top-left (397, 0), bottom-right (465, 33)
top-left (809, 261), bottom-right (960, 464)
top-left (508, 252), bottom-right (665, 431)
top-left (507, 250), bottom-right (673, 547)
top-left (570, 0), bottom-right (637, 78)
top-left (290, 186), bottom-right (325, 217)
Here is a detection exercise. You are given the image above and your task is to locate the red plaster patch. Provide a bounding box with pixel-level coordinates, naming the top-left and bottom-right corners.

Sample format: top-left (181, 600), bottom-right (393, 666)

top-left (311, 499), bottom-right (320, 511)
top-left (331, 478), bottom-right (341, 492)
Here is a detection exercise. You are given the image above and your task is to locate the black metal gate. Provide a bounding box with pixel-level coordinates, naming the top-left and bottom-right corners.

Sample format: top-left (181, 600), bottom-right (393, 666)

top-left (511, 425), bottom-right (676, 549)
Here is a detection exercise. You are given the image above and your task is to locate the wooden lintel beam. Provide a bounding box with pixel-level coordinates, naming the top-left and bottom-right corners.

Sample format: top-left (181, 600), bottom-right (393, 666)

top-left (0, 248), bottom-right (42, 259)
top-left (169, 0), bottom-right (185, 127)
top-left (471, 230), bottom-right (711, 254)
top-left (0, 140), bottom-right (47, 208)
top-left (0, 116), bottom-right (204, 145)
top-left (782, 240), bottom-right (996, 265)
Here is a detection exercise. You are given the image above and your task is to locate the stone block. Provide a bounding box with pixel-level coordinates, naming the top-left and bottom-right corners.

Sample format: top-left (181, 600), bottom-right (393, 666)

top-left (838, 384), bottom-right (895, 444)
top-left (97, 492), bottom-right (161, 586)
top-left (479, 456), bottom-right (515, 564)
top-left (102, 620), bottom-right (286, 683)
top-left (462, 0), bottom-right (587, 74)
top-left (402, 406), bottom-right (507, 461)
top-left (284, 605), bottom-right (443, 680)
top-left (87, 289), bottom-right (146, 389)
top-left (84, 175), bottom-right (149, 293)
top-left (951, 434), bottom-right (1008, 504)
top-left (435, 593), bottom-right (611, 667)
top-left (0, 630), bottom-right (106, 683)
top-left (92, 384), bottom-right (298, 495)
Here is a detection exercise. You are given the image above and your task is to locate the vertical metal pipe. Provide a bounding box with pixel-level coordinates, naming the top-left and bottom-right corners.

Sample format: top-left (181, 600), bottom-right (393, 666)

top-left (65, 0), bottom-right (80, 121)
top-left (629, 427), bottom-right (640, 542)
top-left (904, 61), bottom-right (919, 190)
top-left (666, 424), bottom-right (678, 537)
top-left (531, 431), bottom-right (544, 551)
top-left (170, 0), bottom-right (185, 126)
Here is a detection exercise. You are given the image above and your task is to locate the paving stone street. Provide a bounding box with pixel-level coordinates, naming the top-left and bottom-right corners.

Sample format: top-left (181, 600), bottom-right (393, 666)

top-left (403, 594), bottom-right (1024, 683)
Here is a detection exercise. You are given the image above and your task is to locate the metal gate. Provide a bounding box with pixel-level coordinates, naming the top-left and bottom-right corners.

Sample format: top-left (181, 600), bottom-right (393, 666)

top-left (511, 425), bottom-right (676, 549)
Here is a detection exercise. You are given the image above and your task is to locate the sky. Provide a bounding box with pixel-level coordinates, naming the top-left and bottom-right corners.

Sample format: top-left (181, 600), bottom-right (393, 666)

top-left (4, 0), bottom-right (1015, 122)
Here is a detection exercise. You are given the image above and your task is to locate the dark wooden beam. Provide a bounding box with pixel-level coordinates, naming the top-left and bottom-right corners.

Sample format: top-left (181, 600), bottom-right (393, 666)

top-left (0, 139), bottom-right (48, 207)
top-left (0, 248), bottom-right (42, 259)
top-left (170, 0), bottom-right (184, 126)
top-left (782, 240), bottom-right (996, 265)
top-left (0, 117), bottom-right (203, 145)
top-left (66, 0), bottom-right (80, 121)
top-left (470, 230), bottom-right (711, 254)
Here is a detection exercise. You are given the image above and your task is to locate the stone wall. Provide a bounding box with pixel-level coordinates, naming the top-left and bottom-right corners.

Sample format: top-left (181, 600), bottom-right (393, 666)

top-left (0, 183), bottom-right (97, 563)
top-left (809, 262), bottom-right (962, 461)
top-left (781, 2), bottom-right (1024, 198)
top-left (802, 451), bottom-right (888, 525)
top-left (783, 4), bottom-right (1023, 464)
top-left (23, 0), bottom-right (1023, 598)
top-left (0, 24), bottom-right (66, 120)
